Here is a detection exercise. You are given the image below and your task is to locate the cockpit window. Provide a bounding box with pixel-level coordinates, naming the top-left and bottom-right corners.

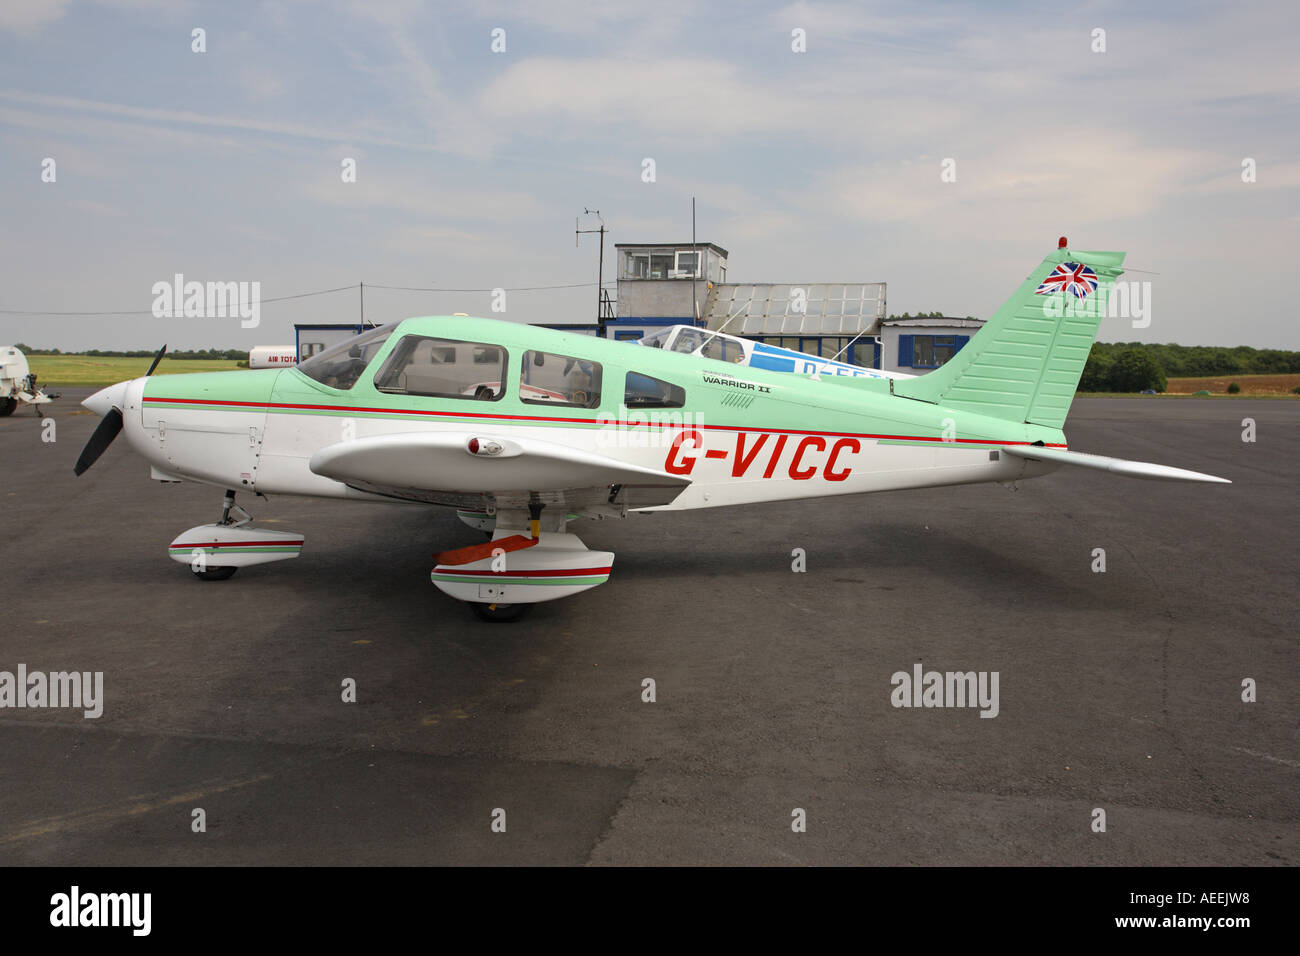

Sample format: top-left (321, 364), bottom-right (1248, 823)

top-left (295, 325), bottom-right (395, 390)
top-left (670, 328), bottom-right (707, 353)
top-left (625, 371), bottom-right (686, 409)
top-left (638, 328), bottom-right (673, 349)
top-left (373, 335), bottom-right (507, 401)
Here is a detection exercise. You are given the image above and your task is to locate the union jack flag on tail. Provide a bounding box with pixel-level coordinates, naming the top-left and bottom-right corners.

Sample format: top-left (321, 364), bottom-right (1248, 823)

top-left (1035, 262), bottom-right (1099, 298)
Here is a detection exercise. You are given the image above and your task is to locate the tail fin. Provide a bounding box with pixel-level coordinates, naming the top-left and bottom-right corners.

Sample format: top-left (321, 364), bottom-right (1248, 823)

top-left (893, 241), bottom-right (1125, 428)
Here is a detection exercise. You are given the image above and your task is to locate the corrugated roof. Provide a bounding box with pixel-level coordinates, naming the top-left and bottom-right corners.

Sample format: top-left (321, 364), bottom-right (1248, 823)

top-left (703, 282), bottom-right (887, 335)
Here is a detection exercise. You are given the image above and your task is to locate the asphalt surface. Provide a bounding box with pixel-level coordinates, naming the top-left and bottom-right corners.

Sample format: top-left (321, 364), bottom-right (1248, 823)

top-left (1, 392), bottom-right (1296, 865)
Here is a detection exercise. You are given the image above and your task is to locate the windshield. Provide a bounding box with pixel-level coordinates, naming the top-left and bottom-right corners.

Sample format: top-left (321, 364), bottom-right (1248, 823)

top-left (296, 325), bottom-right (395, 390)
top-left (670, 328), bottom-right (707, 353)
top-left (638, 328), bottom-right (673, 349)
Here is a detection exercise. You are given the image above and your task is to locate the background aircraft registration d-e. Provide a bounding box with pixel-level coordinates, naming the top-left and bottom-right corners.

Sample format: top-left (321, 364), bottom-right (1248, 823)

top-left (73, 239), bottom-right (1228, 620)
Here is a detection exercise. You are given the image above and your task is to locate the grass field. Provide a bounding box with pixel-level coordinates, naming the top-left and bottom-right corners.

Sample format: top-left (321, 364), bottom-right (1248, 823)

top-left (1164, 373), bottom-right (1300, 396)
top-left (27, 355), bottom-right (245, 387)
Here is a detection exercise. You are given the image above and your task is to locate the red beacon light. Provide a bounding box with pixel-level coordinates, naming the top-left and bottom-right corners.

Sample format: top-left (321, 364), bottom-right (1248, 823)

top-left (1058, 236), bottom-right (1068, 249)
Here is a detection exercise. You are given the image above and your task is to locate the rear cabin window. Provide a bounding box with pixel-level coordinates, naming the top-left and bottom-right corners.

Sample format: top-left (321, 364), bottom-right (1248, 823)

top-left (519, 350), bottom-right (602, 408)
top-left (373, 335), bottom-right (507, 401)
top-left (625, 371), bottom-right (686, 409)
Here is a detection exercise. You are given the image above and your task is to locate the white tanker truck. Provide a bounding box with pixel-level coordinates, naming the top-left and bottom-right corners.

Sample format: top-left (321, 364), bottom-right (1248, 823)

top-left (0, 346), bottom-right (56, 416)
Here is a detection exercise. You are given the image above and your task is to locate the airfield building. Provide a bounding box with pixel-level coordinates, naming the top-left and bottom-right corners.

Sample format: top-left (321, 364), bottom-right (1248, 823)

top-left (878, 316), bottom-right (985, 374)
top-left (549, 240), bottom-right (898, 371)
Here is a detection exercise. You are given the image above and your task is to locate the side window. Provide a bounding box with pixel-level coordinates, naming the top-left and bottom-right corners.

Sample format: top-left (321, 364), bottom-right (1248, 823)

top-left (625, 371), bottom-right (686, 409)
top-left (519, 350), bottom-right (602, 408)
top-left (373, 335), bottom-right (507, 400)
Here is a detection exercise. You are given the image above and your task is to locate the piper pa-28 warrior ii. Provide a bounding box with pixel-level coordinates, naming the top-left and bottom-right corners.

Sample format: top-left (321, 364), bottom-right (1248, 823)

top-left (75, 239), bottom-right (1228, 621)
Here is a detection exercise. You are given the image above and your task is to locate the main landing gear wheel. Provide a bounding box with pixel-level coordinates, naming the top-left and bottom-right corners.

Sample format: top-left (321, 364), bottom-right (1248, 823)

top-left (0, 397), bottom-right (16, 417)
top-left (470, 602), bottom-right (531, 623)
top-left (192, 566), bottom-right (238, 581)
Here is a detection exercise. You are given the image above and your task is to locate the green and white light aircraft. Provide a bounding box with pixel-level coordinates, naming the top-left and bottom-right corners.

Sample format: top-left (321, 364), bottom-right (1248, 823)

top-left (74, 239), bottom-right (1228, 620)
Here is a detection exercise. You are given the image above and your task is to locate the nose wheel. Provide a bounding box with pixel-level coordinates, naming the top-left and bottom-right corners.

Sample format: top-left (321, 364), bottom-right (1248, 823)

top-left (193, 565), bottom-right (238, 581)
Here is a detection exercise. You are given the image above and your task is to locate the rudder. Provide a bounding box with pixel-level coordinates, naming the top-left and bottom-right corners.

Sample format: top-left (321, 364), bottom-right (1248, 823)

top-left (892, 241), bottom-right (1126, 428)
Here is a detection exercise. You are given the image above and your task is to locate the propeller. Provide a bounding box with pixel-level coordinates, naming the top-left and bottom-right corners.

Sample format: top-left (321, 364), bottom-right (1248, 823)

top-left (73, 344), bottom-right (165, 476)
top-left (73, 408), bottom-right (123, 476)
top-left (144, 344), bottom-right (167, 376)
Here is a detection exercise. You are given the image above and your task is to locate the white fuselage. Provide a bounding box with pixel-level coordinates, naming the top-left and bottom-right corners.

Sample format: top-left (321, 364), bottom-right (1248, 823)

top-left (110, 371), bottom-right (1056, 514)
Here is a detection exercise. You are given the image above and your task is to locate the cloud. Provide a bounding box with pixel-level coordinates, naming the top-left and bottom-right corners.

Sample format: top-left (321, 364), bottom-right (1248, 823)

top-left (297, 167), bottom-right (547, 223)
top-left (0, 0), bottom-right (73, 34)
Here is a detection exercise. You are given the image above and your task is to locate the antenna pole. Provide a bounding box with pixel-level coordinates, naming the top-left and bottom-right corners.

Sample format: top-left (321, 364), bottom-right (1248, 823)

top-left (576, 209), bottom-right (608, 337)
top-left (692, 197), bottom-right (698, 326)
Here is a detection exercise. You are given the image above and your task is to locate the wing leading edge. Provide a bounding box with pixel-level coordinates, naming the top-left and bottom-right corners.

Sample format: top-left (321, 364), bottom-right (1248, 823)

top-left (308, 431), bottom-right (691, 510)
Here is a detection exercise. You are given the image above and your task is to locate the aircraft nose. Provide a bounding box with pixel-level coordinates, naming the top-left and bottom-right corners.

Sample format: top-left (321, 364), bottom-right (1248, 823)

top-left (83, 380), bottom-right (129, 417)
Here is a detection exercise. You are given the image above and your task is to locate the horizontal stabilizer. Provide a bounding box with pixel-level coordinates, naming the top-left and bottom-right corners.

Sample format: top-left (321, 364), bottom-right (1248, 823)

top-left (1002, 445), bottom-right (1230, 483)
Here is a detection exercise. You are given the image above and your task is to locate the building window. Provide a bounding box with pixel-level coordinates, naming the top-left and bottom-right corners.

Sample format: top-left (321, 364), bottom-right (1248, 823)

top-left (373, 335), bottom-right (506, 400)
top-left (615, 330), bottom-right (643, 341)
top-left (625, 254), bottom-right (650, 279)
top-left (899, 334), bottom-right (968, 369)
top-left (913, 336), bottom-right (934, 368)
top-left (932, 336), bottom-right (956, 366)
top-left (675, 251), bottom-right (699, 277)
top-left (519, 350), bottom-right (602, 408)
top-left (625, 372), bottom-right (686, 408)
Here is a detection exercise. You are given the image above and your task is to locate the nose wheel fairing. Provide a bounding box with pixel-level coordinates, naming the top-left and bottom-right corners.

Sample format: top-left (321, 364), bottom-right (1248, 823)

top-left (168, 524), bottom-right (306, 571)
top-left (168, 490), bottom-right (304, 577)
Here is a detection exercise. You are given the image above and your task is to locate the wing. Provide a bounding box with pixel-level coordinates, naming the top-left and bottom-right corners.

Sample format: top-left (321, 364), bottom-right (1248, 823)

top-left (1002, 445), bottom-right (1230, 483)
top-left (308, 431), bottom-right (691, 511)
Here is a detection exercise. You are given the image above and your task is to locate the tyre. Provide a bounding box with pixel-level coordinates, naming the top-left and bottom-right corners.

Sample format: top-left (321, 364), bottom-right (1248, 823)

top-left (192, 566), bottom-right (238, 581)
top-left (0, 397), bottom-right (16, 417)
top-left (470, 602), bottom-right (531, 623)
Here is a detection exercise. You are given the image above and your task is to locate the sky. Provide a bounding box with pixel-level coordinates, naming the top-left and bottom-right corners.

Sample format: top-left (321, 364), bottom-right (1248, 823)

top-left (0, 0), bottom-right (1296, 351)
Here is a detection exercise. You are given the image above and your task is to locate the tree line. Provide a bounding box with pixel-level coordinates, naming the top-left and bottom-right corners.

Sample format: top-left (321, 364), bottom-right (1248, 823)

top-left (12, 344), bottom-right (249, 361)
top-left (1079, 342), bottom-right (1300, 392)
